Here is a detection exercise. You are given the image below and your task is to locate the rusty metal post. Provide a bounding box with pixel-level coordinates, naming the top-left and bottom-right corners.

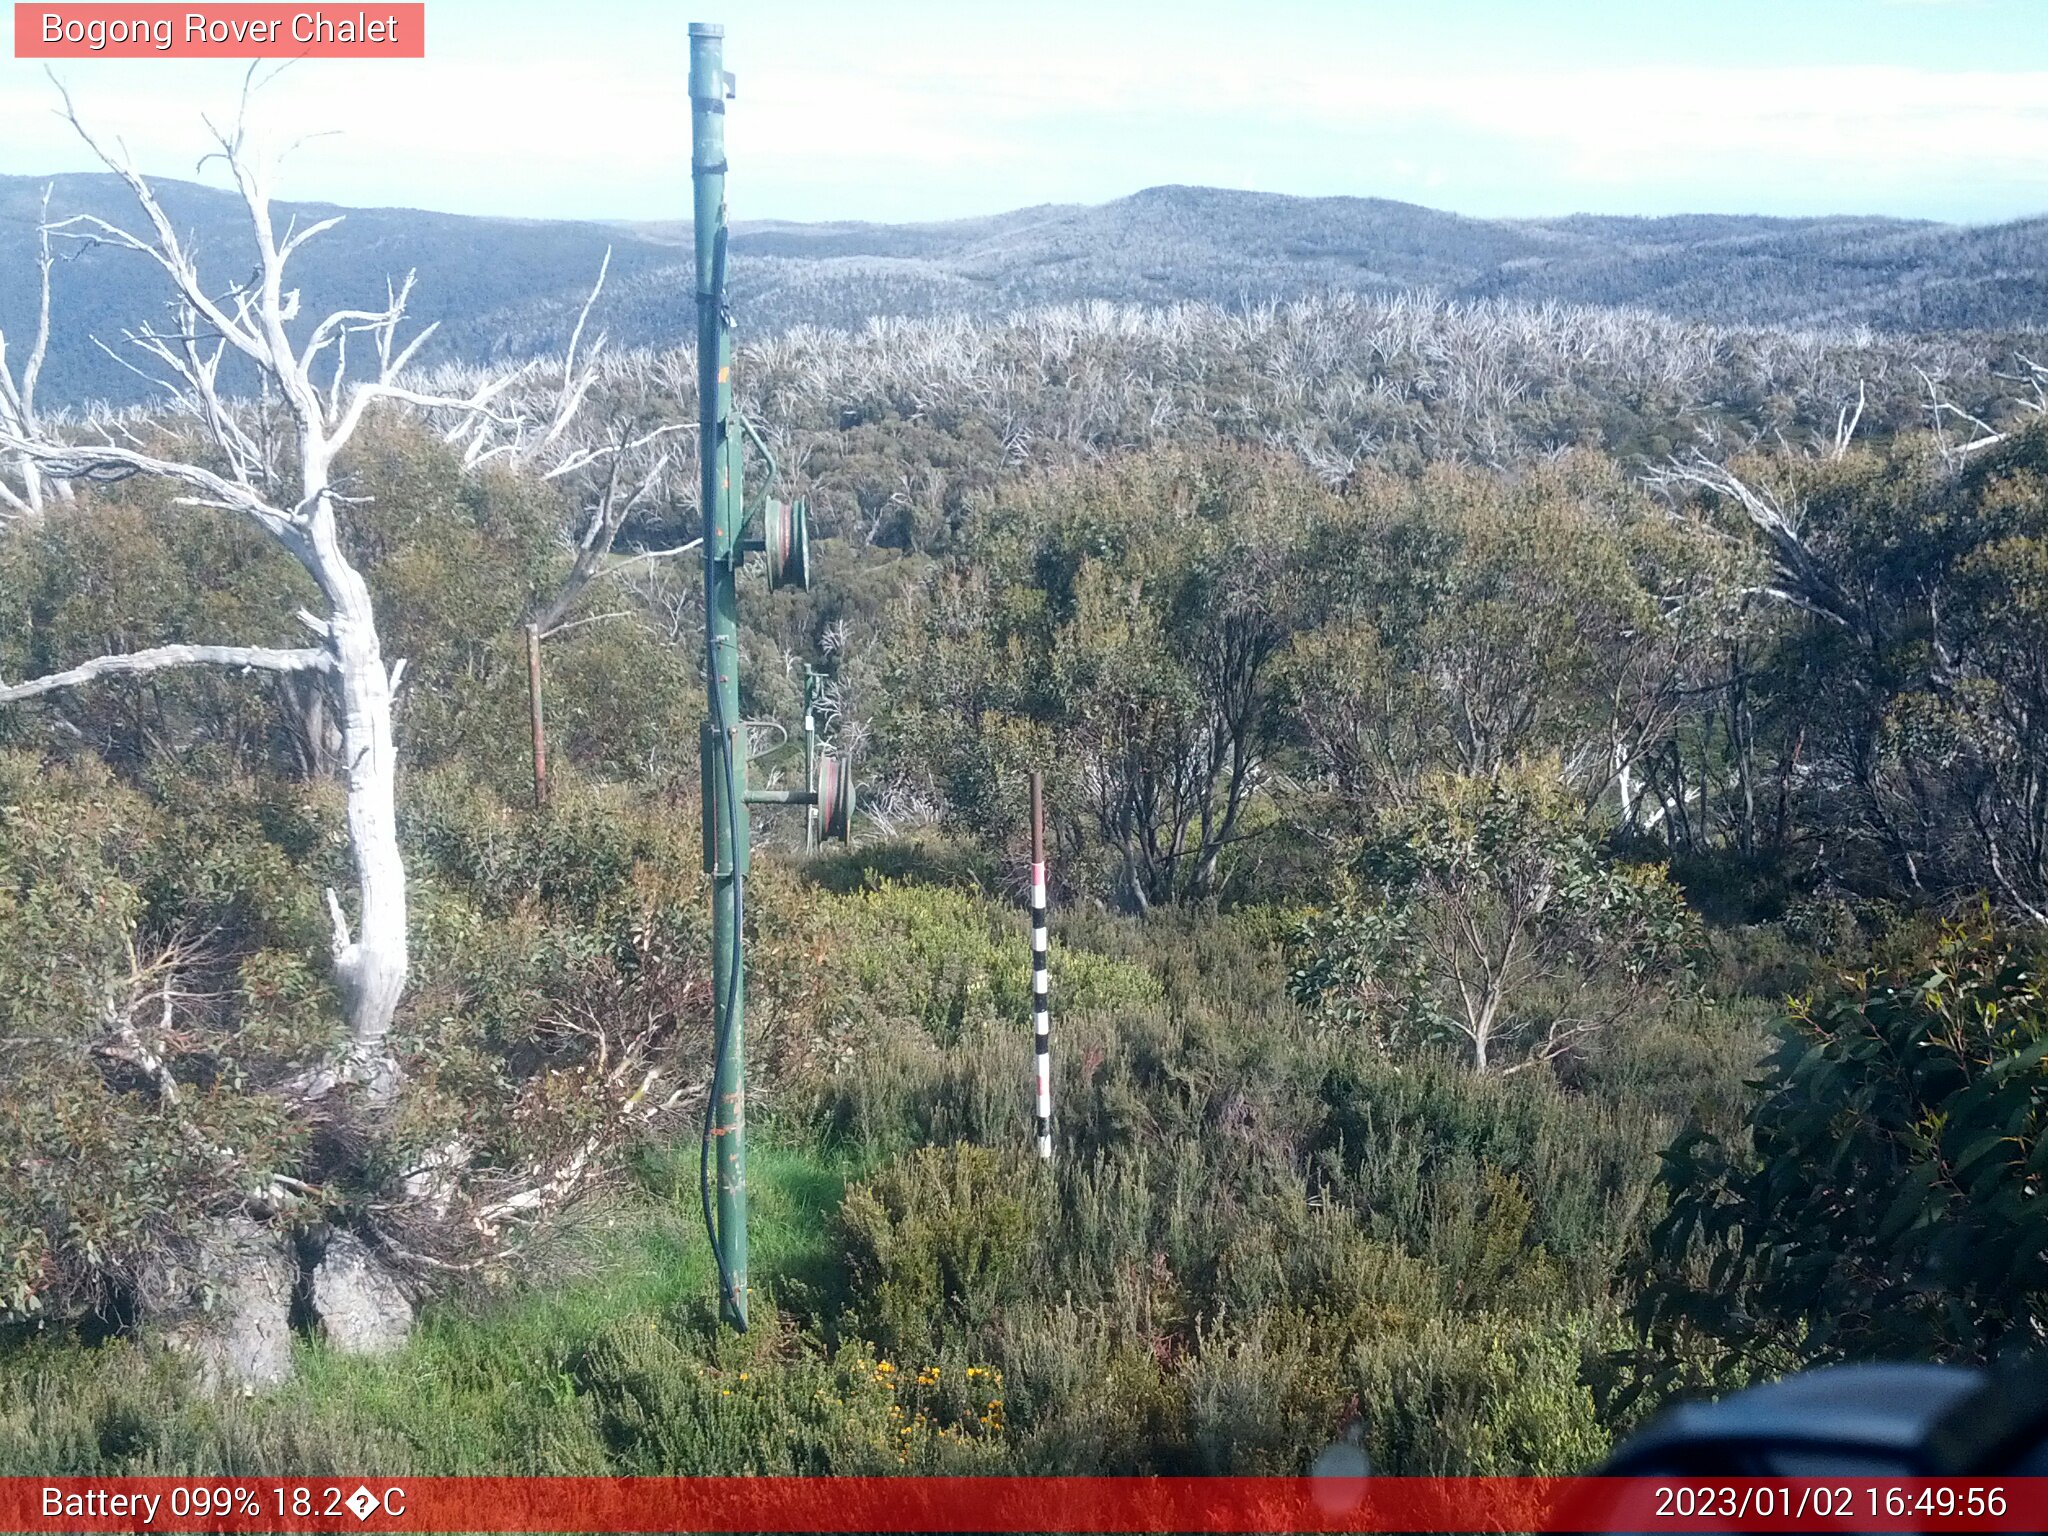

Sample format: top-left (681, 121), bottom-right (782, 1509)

top-left (525, 623), bottom-right (548, 810)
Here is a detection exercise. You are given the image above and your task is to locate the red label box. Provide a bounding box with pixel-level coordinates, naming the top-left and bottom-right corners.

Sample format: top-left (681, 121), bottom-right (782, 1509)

top-left (5, 1476), bottom-right (2048, 1533)
top-left (14, 4), bottom-right (425, 57)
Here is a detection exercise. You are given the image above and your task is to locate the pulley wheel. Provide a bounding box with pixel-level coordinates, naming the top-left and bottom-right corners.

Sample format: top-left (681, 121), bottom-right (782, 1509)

top-left (816, 752), bottom-right (854, 845)
top-left (765, 496), bottom-right (811, 591)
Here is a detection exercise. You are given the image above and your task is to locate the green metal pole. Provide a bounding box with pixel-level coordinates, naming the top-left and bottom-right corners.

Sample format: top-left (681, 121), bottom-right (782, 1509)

top-left (691, 19), bottom-right (748, 1331)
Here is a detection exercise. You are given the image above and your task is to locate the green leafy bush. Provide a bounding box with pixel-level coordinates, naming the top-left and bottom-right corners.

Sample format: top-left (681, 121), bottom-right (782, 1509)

top-left (1645, 917), bottom-right (2048, 1369)
top-left (0, 754), bottom-right (320, 1320)
top-left (1291, 764), bottom-right (1695, 1072)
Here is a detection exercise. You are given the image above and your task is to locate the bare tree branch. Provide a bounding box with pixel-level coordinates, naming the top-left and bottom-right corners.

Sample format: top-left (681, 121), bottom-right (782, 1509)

top-left (0, 643), bottom-right (331, 703)
top-left (0, 429), bottom-right (309, 550)
top-left (1831, 380), bottom-right (1866, 460)
top-left (539, 609), bottom-right (635, 642)
top-left (1651, 452), bottom-right (1861, 636)
top-left (525, 421), bottom-right (693, 635)
top-left (1916, 366), bottom-right (2005, 466)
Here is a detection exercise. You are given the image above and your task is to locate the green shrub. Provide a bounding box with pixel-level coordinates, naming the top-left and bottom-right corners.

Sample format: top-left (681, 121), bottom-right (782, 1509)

top-left (1644, 916), bottom-right (2048, 1369)
top-left (1311, 1052), bottom-right (1667, 1308)
top-left (836, 1144), bottom-right (1047, 1356)
top-left (571, 1315), bottom-right (1007, 1474)
top-left (1290, 763), bottom-right (1695, 1074)
top-left (1181, 1320), bottom-right (1344, 1474)
top-left (987, 1300), bottom-right (1184, 1474)
top-left (1348, 1315), bottom-right (1608, 1474)
top-left (0, 755), bottom-right (319, 1321)
top-left (0, 1330), bottom-right (460, 1475)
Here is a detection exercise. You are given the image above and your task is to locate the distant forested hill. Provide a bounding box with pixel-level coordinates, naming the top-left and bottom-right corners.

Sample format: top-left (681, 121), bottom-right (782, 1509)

top-left (0, 172), bottom-right (670, 408)
top-left (4, 173), bottom-right (2044, 406)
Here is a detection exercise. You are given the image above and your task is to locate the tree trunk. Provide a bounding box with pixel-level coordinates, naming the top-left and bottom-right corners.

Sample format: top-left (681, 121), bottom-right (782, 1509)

top-left (1614, 740), bottom-right (1638, 833)
top-left (321, 549), bottom-right (409, 1103)
top-left (277, 671), bottom-right (340, 779)
top-left (1470, 990), bottom-right (1499, 1073)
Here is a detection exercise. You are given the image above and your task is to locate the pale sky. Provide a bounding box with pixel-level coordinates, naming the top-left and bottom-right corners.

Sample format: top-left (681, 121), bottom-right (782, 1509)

top-left (2, 0), bottom-right (2046, 225)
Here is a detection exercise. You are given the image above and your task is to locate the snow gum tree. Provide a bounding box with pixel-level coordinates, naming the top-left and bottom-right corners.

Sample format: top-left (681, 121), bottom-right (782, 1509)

top-left (0, 88), bottom-right (518, 1101)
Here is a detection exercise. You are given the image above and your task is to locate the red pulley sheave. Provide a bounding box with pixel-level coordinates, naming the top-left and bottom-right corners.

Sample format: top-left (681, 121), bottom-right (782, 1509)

top-left (815, 752), bottom-right (854, 844)
top-left (764, 496), bottom-right (811, 591)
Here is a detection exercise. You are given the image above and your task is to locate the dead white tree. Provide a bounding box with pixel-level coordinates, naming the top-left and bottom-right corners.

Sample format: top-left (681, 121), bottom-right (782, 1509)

top-left (1916, 366), bottom-right (2007, 468)
top-left (521, 258), bottom-right (704, 638)
top-left (1828, 380), bottom-right (1866, 461)
top-left (1651, 452), bottom-right (1863, 638)
top-left (2005, 353), bottom-right (2048, 417)
top-left (0, 185), bottom-right (70, 519)
top-left (425, 253), bottom-right (701, 805)
top-left (525, 419), bottom-right (697, 644)
top-left (0, 86), bottom-right (518, 1102)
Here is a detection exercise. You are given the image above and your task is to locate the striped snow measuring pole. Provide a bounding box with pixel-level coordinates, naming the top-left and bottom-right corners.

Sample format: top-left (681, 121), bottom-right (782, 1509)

top-left (1030, 772), bottom-right (1052, 1161)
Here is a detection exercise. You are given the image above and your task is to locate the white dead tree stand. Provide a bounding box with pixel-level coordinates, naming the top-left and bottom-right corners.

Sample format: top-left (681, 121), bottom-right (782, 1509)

top-left (0, 87), bottom-right (515, 1102)
top-left (0, 184), bottom-right (69, 519)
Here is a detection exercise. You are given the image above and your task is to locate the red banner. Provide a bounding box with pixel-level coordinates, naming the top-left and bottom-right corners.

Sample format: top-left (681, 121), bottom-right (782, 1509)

top-left (13, 4), bottom-right (425, 58)
top-left (2, 1476), bottom-right (2046, 1532)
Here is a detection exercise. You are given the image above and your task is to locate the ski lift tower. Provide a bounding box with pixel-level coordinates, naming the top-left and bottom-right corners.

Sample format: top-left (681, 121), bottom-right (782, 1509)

top-left (690, 22), bottom-right (853, 1331)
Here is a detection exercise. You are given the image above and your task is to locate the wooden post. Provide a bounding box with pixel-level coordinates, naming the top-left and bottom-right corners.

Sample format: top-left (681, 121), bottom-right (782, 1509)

top-left (525, 622), bottom-right (548, 809)
top-left (1030, 771), bottom-right (1051, 1161)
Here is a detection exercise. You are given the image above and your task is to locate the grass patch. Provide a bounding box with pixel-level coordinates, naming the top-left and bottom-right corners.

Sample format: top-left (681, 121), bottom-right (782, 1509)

top-left (0, 1131), bottom-right (854, 1475)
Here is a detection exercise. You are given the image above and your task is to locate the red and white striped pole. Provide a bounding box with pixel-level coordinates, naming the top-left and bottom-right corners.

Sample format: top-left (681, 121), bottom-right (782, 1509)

top-left (1029, 771), bottom-right (1052, 1161)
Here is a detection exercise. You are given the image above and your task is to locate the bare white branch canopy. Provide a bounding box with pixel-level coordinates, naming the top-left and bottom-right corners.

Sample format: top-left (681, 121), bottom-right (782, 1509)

top-left (0, 83), bottom-right (524, 1104)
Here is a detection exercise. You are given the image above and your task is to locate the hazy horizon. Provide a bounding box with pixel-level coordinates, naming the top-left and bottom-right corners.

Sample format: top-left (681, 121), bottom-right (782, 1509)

top-left (1, 167), bottom-right (2028, 232)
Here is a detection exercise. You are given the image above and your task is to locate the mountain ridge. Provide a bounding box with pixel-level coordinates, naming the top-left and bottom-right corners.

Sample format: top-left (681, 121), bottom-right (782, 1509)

top-left (3, 174), bottom-right (2042, 405)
